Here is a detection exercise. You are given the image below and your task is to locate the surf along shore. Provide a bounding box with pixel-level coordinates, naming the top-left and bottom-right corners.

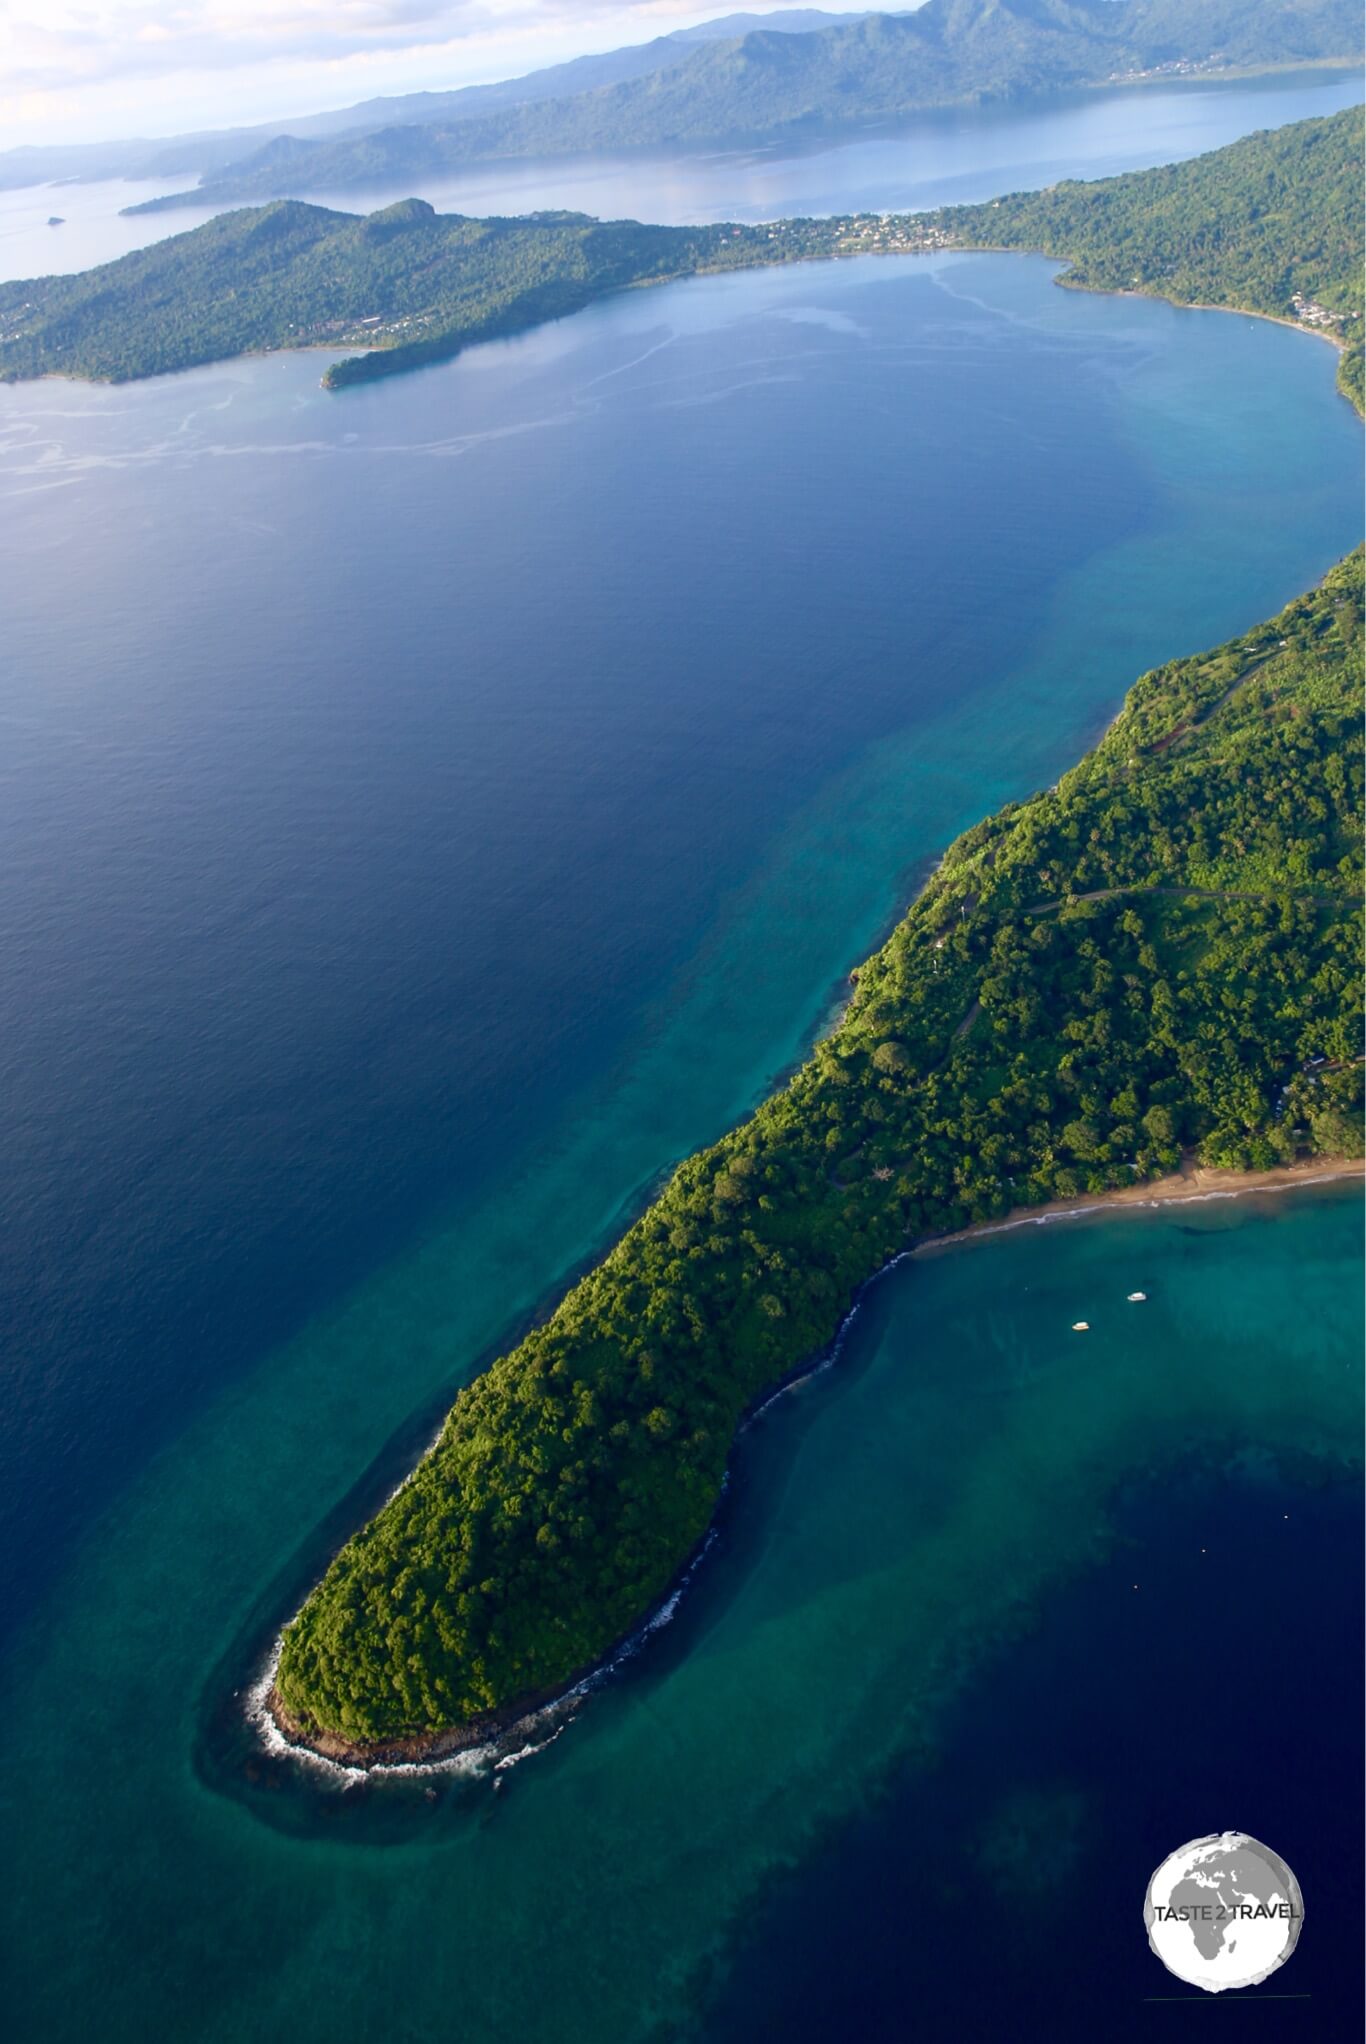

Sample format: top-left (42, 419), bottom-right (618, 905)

top-left (261, 1153), bottom-right (1362, 1772)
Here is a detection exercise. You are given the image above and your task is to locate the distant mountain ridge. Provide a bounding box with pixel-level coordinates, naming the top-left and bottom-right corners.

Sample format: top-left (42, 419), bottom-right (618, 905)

top-left (0, 10), bottom-right (881, 194)
top-left (118, 0), bottom-right (1362, 215)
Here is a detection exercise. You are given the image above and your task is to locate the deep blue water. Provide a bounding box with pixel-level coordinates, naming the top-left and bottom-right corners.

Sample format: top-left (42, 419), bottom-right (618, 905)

top-left (711, 1466), bottom-right (1364, 2039)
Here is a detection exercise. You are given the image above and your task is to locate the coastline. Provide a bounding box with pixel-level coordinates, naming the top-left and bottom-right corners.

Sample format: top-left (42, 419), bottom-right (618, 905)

top-left (932, 252), bottom-right (1358, 373)
top-left (257, 1522), bottom-right (725, 1776)
top-left (1100, 287), bottom-right (1357, 373)
top-left (915, 1152), bottom-right (1364, 1255)
top-left (260, 1151), bottom-right (1362, 1774)
top-left (17, 281), bottom-right (1349, 396)
top-left (263, 1669), bottom-right (578, 1773)
top-left (1169, 299), bottom-right (1347, 349)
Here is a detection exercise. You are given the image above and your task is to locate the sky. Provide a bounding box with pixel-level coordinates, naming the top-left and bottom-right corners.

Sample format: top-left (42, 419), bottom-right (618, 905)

top-left (0, 2), bottom-right (874, 149)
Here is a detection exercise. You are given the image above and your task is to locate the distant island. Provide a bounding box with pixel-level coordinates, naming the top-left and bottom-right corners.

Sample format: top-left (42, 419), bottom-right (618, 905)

top-left (271, 539), bottom-right (1364, 1760)
top-left (2, 108), bottom-right (1361, 408)
top-left (111, 0), bottom-right (1362, 215)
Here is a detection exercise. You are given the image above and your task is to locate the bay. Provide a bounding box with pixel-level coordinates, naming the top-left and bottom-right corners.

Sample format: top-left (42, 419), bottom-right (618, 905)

top-left (710, 1201), bottom-right (1365, 2039)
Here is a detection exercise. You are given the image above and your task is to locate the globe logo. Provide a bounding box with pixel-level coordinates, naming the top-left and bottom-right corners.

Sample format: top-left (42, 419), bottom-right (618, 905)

top-left (1144, 1833), bottom-right (1304, 1993)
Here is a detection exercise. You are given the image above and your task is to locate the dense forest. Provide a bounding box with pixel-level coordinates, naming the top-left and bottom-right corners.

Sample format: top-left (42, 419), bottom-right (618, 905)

top-left (0, 201), bottom-right (778, 389)
top-left (4, 109), bottom-right (1361, 400)
top-left (274, 553), bottom-right (1365, 1750)
top-left (123, 0), bottom-right (1362, 212)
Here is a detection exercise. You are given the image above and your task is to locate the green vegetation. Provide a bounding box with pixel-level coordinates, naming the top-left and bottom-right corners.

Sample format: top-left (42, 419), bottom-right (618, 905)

top-left (5, 109), bottom-right (1362, 401)
top-left (275, 554), bottom-right (1365, 1748)
top-left (0, 200), bottom-right (782, 390)
top-left (125, 0), bottom-right (1362, 212)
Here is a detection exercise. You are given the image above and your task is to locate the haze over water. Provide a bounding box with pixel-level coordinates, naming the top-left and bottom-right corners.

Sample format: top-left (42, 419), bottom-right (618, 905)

top-left (0, 80), bottom-right (1361, 2044)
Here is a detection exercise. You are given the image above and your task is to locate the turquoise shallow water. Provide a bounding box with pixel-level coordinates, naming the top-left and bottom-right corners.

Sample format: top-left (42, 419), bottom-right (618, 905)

top-left (0, 243), bottom-right (1360, 2038)
top-left (3, 1190), bottom-right (1360, 2040)
top-left (711, 1205), bottom-right (1365, 2038)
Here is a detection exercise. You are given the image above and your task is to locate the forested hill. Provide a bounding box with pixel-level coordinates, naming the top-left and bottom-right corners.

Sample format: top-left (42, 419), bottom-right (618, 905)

top-left (127, 0), bottom-right (1363, 213)
top-left (0, 203), bottom-right (777, 390)
top-left (275, 555), bottom-right (1365, 1754)
top-left (3, 109), bottom-right (1362, 398)
top-left (928, 103), bottom-right (1366, 408)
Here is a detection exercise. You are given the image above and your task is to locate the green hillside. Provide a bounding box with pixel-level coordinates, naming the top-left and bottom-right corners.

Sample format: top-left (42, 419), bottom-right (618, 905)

top-left (0, 200), bottom-right (772, 389)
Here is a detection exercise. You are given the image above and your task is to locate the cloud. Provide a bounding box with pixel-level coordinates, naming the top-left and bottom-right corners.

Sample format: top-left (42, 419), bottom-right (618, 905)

top-left (0, 0), bottom-right (870, 146)
top-left (0, 0), bottom-right (718, 94)
top-left (3, 4), bottom-right (485, 92)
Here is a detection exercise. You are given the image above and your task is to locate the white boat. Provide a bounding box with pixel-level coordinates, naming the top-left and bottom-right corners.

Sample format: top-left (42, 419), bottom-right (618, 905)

top-left (1127, 1291), bottom-right (1147, 1302)
top-left (1072, 1320), bottom-right (1089, 1331)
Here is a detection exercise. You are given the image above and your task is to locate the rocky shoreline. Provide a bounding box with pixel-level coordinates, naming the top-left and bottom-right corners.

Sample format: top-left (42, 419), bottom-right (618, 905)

top-left (265, 1681), bottom-right (578, 1770)
top-left (260, 1518), bottom-right (726, 1772)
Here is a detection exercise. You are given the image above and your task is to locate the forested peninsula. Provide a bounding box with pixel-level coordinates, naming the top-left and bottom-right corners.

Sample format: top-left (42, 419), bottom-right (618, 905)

top-left (273, 552), bottom-right (1365, 1758)
top-left (0, 202), bottom-right (775, 391)
top-left (1, 108), bottom-right (1360, 401)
